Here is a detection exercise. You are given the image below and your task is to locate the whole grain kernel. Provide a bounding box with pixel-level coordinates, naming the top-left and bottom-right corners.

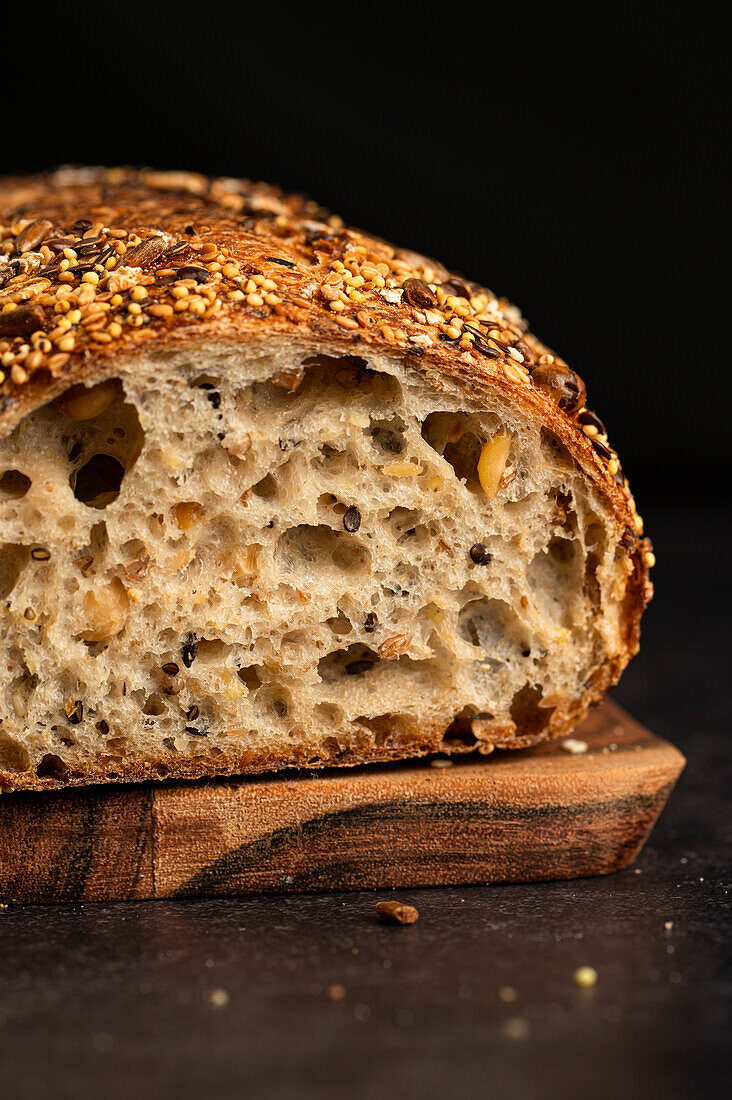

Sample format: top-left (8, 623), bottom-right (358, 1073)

top-left (382, 460), bottom-right (423, 477)
top-left (55, 380), bottom-right (119, 420)
top-left (477, 434), bottom-right (511, 499)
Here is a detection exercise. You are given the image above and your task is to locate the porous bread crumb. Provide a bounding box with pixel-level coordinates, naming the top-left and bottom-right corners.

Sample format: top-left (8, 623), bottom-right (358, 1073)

top-left (0, 347), bottom-right (638, 787)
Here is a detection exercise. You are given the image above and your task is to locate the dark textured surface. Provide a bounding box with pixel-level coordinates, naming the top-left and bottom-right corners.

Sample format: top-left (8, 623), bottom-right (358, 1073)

top-left (0, 504), bottom-right (728, 1100)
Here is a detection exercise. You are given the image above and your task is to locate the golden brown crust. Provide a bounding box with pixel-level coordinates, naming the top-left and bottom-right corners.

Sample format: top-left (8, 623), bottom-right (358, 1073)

top-left (0, 167), bottom-right (653, 790)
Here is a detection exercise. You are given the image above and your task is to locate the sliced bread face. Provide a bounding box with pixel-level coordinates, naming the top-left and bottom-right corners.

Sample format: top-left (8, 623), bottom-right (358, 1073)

top-left (0, 170), bottom-right (652, 789)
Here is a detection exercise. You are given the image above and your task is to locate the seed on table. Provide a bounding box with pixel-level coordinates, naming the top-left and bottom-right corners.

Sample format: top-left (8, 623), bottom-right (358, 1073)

top-left (376, 901), bottom-right (419, 925)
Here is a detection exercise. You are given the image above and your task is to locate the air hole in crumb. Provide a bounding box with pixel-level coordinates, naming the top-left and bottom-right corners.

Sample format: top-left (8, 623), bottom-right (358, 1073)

top-left (370, 417), bottom-right (407, 455)
top-left (72, 454), bottom-right (126, 508)
top-left (510, 684), bottom-right (555, 738)
top-left (318, 644), bottom-right (380, 682)
top-left (0, 469), bottom-right (31, 500)
top-left (314, 702), bottom-right (344, 725)
top-left (0, 544), bottom-right (30, 600)
top-left (387, 507), bottom-right (426, 543)
top-left (321, 735), bottom-right (344, 758)
top-left (190, 373), bottom-right (222, 405)
top-left (326, 614), bottom-right (353, 636)
top-left (195, 639), bottom-right (228, 662)
top-left (142, 693), bottom-right (166, 716)
top-left (458, 597), bottom-right (525, 656)
top-left (442, 707), bottom-right (480, 747)
top-left (0, 732), bottom-right (32, 772)
top-left (65, 389), bottom-right (143, 500)
top-left (300, 355), bottom-right (402, 401)
top-left (254, 684), bottom-right (291, 719)
top-left (237, 665), bottom-right (263, 691)
top-left (527, 538), bottom-right (581, 626)
top-left (421, 412), bottom-right (484, 487)
top-left (252, 473), bottom-right (278, 499)
top-left (35, 753), bottom-right (70, 780)
top-left (277, 524), bottom-right (369, 575)
top-left (355, 713), bottom-right (405, 747)
top-left (585, 549), bottom-right (601, 607)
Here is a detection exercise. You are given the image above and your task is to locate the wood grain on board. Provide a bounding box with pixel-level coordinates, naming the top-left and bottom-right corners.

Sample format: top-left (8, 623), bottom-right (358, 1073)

top-left (0, 700), bottom-right (685, 904)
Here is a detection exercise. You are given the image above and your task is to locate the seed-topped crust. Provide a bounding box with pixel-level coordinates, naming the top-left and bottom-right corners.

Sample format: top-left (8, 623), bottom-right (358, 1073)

top-left (0, 168), bottom-right (653, 793)
top-left (0, 167), bottom-right (644, 541)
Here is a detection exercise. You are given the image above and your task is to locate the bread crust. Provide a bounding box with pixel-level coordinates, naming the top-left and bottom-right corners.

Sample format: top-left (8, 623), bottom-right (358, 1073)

top-left (0, 168), bottom-right (652, 790)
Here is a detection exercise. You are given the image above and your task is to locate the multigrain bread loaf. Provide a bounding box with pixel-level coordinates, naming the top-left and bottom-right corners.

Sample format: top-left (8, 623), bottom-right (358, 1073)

top-left (0, 168), bottom-right (653, 791)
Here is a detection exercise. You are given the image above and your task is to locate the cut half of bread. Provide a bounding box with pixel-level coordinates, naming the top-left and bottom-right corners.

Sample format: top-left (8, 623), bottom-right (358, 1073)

top-left (0, 169), bottom-right (653, 790)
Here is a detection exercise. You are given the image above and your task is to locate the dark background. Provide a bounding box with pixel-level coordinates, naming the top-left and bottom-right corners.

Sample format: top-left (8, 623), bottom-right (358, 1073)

top-left (1, 7), bottom-right (728, 1099)
top-left (2, 4), bottom-right (726, 506)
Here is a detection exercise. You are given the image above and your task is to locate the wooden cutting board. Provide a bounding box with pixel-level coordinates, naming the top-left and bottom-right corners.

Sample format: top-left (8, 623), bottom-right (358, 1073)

top-left (0, 700), bottom-right (684, 904)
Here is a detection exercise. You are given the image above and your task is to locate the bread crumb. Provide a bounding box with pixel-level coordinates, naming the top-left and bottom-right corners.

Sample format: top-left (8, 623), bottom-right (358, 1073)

top-left (573, 966), bottom-right (598, 988)
top-left (561, 737), bottom-right (588, 754)
top-left (326, 983), bottom-right (347, 1002)
top-left (502, 1016), bottom-right (530, 1040)
top-left (207, 988), bottom-right (230, 1008)
top-left (376, 900), bottom-right (419, 925)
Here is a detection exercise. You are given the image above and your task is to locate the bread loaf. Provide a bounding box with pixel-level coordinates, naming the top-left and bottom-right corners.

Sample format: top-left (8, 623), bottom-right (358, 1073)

top-left (0, 168), bottom-right (653, 790)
